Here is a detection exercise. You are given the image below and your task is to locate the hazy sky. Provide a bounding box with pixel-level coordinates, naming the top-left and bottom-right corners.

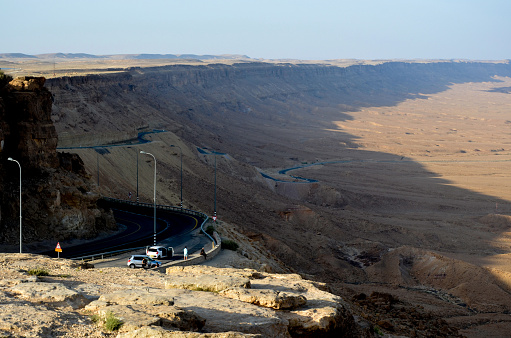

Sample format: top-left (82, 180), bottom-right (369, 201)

top-left (1, 0), bottom-right (509, 60)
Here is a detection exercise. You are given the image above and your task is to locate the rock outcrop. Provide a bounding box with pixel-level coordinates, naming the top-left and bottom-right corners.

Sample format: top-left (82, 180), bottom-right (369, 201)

top-left (162, 266), bottom-right (356, 336)
top-left (0, 77), bottom-right (116, 246)
top-left (0, 254), bottom-right (359, 337)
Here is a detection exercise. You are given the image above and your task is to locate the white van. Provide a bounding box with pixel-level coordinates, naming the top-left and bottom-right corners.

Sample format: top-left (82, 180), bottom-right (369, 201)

top-left (146, 246), bottom-right (174, 259)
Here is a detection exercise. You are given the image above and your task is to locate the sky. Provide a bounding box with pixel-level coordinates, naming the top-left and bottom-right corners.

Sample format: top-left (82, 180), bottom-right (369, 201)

top-left (1, 0), bottom-right (510, 60)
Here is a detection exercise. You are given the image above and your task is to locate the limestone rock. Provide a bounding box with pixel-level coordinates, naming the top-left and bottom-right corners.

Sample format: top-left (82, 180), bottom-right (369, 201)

top-left (154, 305), bottom-right (206, 331)
top-left (283, 301), bottom-right (354, 336)
top-left (160, 266), bottom-right (357, 335)
top-left (0, 255), bottom-right (358, 336)
top-left (171, 290), bottom-right (289, 337)
top-left (165, 274), bottom-right (251, 292)
top-left (219, 287), bottom-right (307, 309)
top-left (116, 326), bottom-right (261, 337)
top-left (87, 289), bottom-right (205, 332)
top-left (0, 302), bottom-right (99, 337)
top-left (97, 305), bottom-right (161, 332)
top-left (11, 281), bottom-right (91, 309)
top-left (97, 289), bottom-right (175, 306)
top-left (8, 76), bottom-right (46, 91)
top-left (0, 275), bottom-right (38, 287)
top-left (85, 299), bottom-right (109, 311)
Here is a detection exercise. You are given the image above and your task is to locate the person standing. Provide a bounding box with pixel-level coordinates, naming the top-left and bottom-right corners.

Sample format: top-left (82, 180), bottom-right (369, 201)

top-left (200, 247), bottom-right (207, 260)
top-left (184, 246), bottom-right (188, 260)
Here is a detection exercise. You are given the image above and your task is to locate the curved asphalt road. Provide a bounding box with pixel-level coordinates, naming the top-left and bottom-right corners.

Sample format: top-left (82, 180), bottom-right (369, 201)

top-left (39, 201), bottom-right (203, 259)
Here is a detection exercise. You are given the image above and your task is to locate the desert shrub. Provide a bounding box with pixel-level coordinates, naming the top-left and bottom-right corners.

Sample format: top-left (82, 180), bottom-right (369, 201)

top-left (27, 267), bottom-right (49, 276)
top-left (373, 325), bottom-right (384, 336)
top-left (104, 311), bottom-right (123, 331)
top-left (221, 239), bottom-right (239, 251)
top-left (89, 314), bottom-right (101, 324)
top-left (205, 225), bottom-right (215, 236)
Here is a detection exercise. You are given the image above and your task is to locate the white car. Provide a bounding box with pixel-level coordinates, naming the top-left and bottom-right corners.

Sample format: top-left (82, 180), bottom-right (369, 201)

top-left (127, 255), bottom-right (161, 269)
top-left (146, 246), bottom-right (174, 259)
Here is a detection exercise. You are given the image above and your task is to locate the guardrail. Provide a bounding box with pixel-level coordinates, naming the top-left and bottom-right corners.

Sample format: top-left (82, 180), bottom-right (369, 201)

top-left (102, 197), bottom-right (205, 217)
top-left (72, 246), bottom-right (146, 262)
top-left (71, 198), bottom-right (217, 261)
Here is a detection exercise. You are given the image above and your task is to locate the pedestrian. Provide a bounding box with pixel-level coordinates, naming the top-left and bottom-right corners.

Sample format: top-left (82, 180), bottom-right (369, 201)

top-left (200, 247), bottom-right (207, 260)
top-left (142, 257), bottom-right (147, 269)
top-left (184, 246), bottom-right (188, 260)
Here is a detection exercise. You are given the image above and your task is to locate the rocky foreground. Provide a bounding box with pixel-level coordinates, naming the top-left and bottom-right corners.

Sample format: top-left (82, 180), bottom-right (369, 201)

top-left (0, 253), bottom-right (365, 337)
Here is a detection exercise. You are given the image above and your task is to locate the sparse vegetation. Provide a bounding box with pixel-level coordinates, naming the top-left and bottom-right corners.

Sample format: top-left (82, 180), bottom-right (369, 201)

top-left (187, 285), bottom-right (218, 293)
top-left (27, 267), bottom-right (50, 276)
top-left (205, 225), bottom-right (216, 236)
top-left (90, 311), bottom-right (123, 331)
top-left (104, 311), bottom-right (123, 331)
top-left (89, 314), bottom-right (101, 324)
top-left (222, 239), bottom-right (239, 251)
top-left (373, 325), bottom-right (384, 336)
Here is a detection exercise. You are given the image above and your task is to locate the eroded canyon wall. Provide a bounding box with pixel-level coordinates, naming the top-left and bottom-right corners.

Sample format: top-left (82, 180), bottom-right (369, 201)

top-left (0, 77), bottom-right (116, 246)
top-left (44, 60), bottom-right (511, 276)
top-left (47, 61), bottom-right (511, 160)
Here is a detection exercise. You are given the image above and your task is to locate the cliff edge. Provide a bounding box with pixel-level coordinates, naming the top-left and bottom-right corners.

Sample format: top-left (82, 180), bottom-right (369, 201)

top-left (0, 253), bottom-right (360, 337)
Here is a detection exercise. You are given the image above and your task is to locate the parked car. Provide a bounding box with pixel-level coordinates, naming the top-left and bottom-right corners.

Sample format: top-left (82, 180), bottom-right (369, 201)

top-left (146, 245), bottom-right (174, 259)
top-left (127, 255), bottom-right (161, 269)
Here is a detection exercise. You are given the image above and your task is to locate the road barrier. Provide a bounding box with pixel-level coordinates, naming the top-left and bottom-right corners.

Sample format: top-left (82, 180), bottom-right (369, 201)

top-left (72, 247), bottom-right (146, 262)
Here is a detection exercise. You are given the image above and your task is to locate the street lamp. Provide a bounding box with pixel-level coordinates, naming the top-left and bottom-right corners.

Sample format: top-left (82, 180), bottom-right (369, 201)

top-left (170, 145), bottom-right (183, 208)
top-left (8, 157), bottom-right (22, 253)
top-left (136, 148), bottom-right (139, 202)
top-left (205, 151), bottom-right (218, 220)
top-left (96, 151), bottom-right (99, 186)
top-left (214, 154), bottom-right (217, 219)
top-left (128, 147), bottom-right (140, 202)
top-left (140, 151), bottom-right (157, 245)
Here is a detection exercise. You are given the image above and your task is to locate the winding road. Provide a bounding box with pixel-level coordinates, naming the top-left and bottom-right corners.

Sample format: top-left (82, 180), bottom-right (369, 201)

top-left (261, 157), bottom-right (511, 183)
top-left (39, 199), bottom-right (206, 259)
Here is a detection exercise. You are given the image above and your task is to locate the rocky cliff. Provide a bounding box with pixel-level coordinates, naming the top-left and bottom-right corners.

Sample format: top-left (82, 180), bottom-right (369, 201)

top-left (0, 77), bottom-right (116, 247)
top-left (0, 253), bottom-right (363, 337)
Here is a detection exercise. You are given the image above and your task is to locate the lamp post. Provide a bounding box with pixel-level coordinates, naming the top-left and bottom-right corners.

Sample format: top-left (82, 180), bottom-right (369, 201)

top-left (96, 151), bottom-right (99, 186)
top-left (204, 150), bottom-right (218, 220)
top-left (214, 154), bottom-right (217, 219)
top-left (8, 157), bottom-right (22, 253)
top-left (127, 147), bottom-right (140, 202)
top-left (136, 149), bottom-right (139, 202)
top-left (140, 151), bottom-right (157, 245)
top-left (170, 145), bottom-right (183, 208)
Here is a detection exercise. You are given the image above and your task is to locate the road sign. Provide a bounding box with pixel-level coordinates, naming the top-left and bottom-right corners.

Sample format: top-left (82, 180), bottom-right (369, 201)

top-left (212, 216), bottom-right (217, 221)
top-left (55, 242), bottom-right (62, 252)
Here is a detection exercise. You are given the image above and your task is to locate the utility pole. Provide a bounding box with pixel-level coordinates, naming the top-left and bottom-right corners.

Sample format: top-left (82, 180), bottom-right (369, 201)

top-left (170, 145), bottom-right (183, 208)
top-left (8, 158), bottom-right (22, 253)
top-left (140, 151), bottom-right (157, 245)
